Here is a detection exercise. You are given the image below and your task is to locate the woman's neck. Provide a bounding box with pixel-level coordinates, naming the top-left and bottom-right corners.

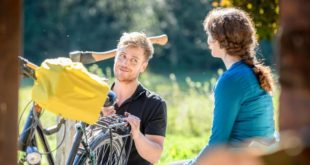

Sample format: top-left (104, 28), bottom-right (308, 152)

top-left (222, 54), bottom-right (241, 70)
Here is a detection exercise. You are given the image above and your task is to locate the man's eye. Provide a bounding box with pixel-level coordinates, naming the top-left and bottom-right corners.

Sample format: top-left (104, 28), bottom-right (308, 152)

top-left (131, 59), bottom-right (138, 64)
top-left (119, 54), bottom-right (126, 59)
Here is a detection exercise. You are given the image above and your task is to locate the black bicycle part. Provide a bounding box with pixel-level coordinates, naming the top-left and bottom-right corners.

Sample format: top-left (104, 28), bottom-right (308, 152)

top-left (66, 122), bottom-right (89, 165)
top-left (18, 56), bottom-right (36, 79)
top-left (73, 115), bottom-right (132, 165)
top-left (104, 91), bottom-right (117, 107)
top-left (18, 105), bottom-right (55, 165)
top-left (74, 131), bottom-right (128, 165)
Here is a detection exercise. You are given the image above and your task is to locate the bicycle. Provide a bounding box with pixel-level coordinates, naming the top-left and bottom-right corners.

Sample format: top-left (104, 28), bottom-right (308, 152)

top-left (18, 56), bottom-right (132, 165)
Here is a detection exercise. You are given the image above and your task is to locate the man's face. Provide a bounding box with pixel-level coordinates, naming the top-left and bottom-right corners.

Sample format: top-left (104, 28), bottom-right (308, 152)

top-left (114, 46), bottom-right (148, 83)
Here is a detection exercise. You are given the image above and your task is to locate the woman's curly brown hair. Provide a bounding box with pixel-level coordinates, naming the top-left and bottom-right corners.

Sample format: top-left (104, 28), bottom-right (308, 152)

top-left (203, 8), bottom-right (274, 93)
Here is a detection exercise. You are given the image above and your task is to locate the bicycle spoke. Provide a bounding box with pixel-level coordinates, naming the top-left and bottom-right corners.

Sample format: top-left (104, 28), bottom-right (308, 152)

top-left (80, 115), bottom-right (131, 165)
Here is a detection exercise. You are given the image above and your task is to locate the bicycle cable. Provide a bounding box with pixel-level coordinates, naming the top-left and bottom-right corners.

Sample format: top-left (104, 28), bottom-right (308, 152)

top-left (18, 104), bottom-right (42, 148)
top-left (18, 101), bottom-right (46, 133)
top-left (19, 101), bottom-right (67, 155)
top-left (38, 122), bottom-right (67, 155)
top-left (18, 108), bottom-right (46, 136)
top-left (18, 102), bottom-right (42, 135)
top-left (18, 100), bottom-right (33, 128)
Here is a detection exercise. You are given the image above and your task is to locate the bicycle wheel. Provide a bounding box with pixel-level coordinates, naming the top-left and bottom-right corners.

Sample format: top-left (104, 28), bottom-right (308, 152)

top-left (75, 131), bottom-right (127, 165)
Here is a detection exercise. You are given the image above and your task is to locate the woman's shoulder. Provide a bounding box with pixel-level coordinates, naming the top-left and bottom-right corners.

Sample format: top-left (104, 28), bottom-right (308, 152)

top-left (223, 62), bottom-right (256, 81)
top-left (217, 63), bottom-right (256, 91)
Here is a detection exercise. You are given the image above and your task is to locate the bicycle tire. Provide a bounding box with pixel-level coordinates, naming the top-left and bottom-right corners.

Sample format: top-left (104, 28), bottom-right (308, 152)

top-left (75, 131), bottom-right (127, 165)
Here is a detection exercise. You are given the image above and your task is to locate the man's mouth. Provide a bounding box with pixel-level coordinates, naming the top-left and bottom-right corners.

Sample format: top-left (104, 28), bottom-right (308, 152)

top-left (119, 67), bottom-right (130, 72)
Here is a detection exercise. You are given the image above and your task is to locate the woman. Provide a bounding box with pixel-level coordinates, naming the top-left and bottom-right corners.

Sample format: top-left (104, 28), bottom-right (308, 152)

top-left (192, 7), bottom-right (276, 164)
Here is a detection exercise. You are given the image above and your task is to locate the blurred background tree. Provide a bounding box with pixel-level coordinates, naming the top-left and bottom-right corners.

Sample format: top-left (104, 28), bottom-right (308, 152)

top-left (23, 0), bottom-right (278, 72)
top-left (214, 0), bottom-right (279, 40)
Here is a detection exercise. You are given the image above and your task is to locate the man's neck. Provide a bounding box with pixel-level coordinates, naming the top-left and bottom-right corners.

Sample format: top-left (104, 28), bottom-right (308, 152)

top-left (113, 80), bottom-right (139, 106)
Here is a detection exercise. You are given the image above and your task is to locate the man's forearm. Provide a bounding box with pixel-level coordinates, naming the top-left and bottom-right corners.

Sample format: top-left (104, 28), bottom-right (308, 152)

top-left (133, 132), bottom-right (164, 164)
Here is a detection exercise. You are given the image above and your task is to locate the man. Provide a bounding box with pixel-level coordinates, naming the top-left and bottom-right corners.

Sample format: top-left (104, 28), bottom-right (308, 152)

top-left (101, 32), bottom-right (167, 165)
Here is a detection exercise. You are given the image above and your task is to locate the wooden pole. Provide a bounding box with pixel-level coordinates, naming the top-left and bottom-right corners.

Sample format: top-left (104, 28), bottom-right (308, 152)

top-left (278, 0), bottom-right (310, 134)
top-left (0, 0), bottom-right (21, 164)
top-left (56, 119), bottom-right (76, 164)
top-left (256, 1), bottom-right (310, 163)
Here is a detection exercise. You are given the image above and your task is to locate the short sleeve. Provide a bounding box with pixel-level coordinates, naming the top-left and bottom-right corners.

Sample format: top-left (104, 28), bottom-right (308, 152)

top-left (144, 100), bottom-right (167, 137)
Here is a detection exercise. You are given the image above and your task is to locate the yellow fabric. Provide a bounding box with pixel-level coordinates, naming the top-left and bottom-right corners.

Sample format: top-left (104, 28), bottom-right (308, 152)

top-left (32, 58), bottom-right (109, 124)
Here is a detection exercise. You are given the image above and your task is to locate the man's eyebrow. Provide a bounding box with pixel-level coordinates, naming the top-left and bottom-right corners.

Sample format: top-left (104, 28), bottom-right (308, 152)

top-left (119, 51), bottom-right (127, 55)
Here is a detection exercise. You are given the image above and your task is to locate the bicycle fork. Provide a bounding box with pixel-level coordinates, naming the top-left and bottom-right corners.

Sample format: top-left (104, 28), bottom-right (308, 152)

top-left (19, 105), bottom-right (54, 165)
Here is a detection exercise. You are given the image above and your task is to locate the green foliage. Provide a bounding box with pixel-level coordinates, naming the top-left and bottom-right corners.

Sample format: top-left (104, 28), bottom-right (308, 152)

top-left (24, 0), bottom-right (160, 64)
top-left (23, 0), bottom-right (277, 72)
top-left (215, 0), bottom-right (279, 40)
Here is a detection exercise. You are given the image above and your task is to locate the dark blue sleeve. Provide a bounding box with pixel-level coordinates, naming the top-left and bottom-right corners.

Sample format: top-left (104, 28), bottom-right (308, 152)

top-left (208, 75), bottom-right (243, 146)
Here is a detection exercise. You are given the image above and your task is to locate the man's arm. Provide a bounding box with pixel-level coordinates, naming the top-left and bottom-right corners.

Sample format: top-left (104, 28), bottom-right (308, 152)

top-left (134, 133), bottom-right (164, 164)
top-left (124, 113), bottom-right (165, 164)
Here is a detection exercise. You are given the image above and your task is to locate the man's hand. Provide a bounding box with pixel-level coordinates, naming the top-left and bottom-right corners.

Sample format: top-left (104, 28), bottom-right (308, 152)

top-left (101, 106), bottom-right (116, 116)
top-left (124, 112), bottom-right (141, 139)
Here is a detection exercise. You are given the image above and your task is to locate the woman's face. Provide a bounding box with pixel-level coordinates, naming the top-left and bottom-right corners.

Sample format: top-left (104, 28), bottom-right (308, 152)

top-left (207, 33), bottom-right (226, 58)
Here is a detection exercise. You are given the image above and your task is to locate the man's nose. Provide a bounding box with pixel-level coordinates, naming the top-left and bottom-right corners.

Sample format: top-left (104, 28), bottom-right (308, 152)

top-left (120, 58), bottom-right (129, 65)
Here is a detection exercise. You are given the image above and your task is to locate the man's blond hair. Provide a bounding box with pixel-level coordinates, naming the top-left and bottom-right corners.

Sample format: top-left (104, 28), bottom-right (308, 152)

top-left (117, 32), bottom-right (154, 61)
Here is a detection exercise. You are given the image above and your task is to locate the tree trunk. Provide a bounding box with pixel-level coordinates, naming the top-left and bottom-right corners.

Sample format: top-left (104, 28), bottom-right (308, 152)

top-left (0, 0), bottom-right (21, 164)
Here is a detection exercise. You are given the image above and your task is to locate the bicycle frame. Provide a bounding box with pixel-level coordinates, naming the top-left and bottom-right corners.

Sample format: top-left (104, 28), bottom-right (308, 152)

top-left (67, 122), bottom-right (89, 165)
top-left (18, 104), bottom-right (55, 164)
top-left (18, 103), bottom-right (92, 165)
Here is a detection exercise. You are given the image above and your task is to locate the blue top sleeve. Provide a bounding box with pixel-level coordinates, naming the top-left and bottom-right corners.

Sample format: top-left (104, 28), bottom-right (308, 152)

top-left (208, 74), bottom-right (243, 146)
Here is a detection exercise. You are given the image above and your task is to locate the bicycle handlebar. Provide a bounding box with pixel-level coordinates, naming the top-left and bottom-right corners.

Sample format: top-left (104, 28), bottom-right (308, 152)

top-left (19, 56), bottom-right (38, 79)
top-left (43, 118), bottom-right (66, 135)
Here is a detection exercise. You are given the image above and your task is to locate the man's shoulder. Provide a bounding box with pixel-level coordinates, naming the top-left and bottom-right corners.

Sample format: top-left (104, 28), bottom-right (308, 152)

top-left (140, 85), bottom-right (165, 103)
top-left (145, 90), bottom-right (164, 101)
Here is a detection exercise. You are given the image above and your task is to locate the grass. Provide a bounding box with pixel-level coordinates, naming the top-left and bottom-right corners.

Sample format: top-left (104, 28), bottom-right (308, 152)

top-left (18, 68), bottom-right (279, 164)
top-left (158, 134), bottom-right (210, 165)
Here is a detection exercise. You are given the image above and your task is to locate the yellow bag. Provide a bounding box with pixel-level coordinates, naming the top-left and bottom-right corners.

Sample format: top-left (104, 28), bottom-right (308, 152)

top-left (32, 58), bottom-right (109, 124)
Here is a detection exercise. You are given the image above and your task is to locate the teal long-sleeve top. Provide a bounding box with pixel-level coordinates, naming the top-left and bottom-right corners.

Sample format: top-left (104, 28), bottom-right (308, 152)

top-left (208, 61), bottom-right (275, 147)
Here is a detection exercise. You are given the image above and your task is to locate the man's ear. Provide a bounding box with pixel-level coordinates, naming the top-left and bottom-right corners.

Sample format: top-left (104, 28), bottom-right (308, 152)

top-left (140, 61), bottom-right (148, 73)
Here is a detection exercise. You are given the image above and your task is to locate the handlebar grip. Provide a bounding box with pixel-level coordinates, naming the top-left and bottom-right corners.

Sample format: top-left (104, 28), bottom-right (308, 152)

top-left (69, 51), bottom-right (96, 64)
